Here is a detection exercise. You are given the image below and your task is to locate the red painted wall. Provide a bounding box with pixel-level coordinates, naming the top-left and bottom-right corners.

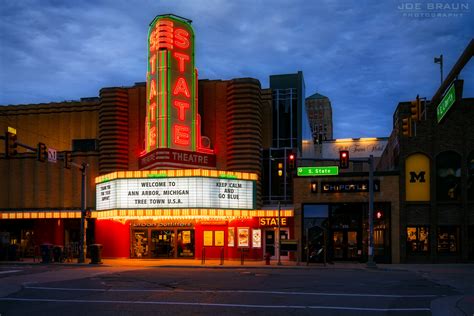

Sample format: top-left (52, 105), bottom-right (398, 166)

top-left (95, 220), bottom-right (130, 258)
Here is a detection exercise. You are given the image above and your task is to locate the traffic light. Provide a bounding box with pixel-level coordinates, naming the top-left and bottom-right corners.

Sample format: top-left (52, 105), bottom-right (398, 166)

top-left (402, 117), bottom-right (412, 137)
top-left (410, 95), bottom-right (420, 121)
top-left (64, 151), bottom-right (72, 169)
top-left (37, 142), bottom-right (47, 162)
top-left (376, 210), bottom-right (384, 220)
top-left (288, 153), bottom-right (295, 170)
top-left (339, 150), bottom-right (349, 169)
top-left (310, 182), bottom-right (317, 193)
top-left (5, 128), bottom-right (18, 158)
top-left (277, 162), bottom-right (283, 177)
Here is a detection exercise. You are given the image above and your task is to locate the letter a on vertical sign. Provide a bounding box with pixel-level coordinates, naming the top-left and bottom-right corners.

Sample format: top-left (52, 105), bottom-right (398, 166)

top-left (146, 15), bottom-right (197, 153)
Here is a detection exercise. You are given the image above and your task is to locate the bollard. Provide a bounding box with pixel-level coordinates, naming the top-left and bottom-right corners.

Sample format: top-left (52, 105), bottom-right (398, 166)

top-left (201, 247), bottom-right (205, 265)
top-left (265, 252), bottom-right (271, 265)
top-left (220, 247), bottom-right (224, 265)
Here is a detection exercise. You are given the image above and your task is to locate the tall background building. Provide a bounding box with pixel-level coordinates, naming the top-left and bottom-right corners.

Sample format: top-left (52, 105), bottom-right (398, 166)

top-left (261, 71), bottom-right (312, 204)
top-left (305, 92), bottom-right (333, 143)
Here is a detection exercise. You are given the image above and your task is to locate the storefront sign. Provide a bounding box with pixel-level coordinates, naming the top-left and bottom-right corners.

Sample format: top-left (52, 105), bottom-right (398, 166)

top-left (437, 82), bottom-right (456, 123)
top-left (259, 217), bottom-right (287, 227)
top-left (405, 153), bottom-right (430, 201)
top-left (132, 222), bottom-right (193, 227)
top-left (96, 176), bottom-right (256, 210)
top-left (321, 180), bottom-right (380, 193)
top-left (322, 138), bottom-right (387, 159)
top-left (139, 148), bottom-right (216, 169)
top-left (297, 166), bottom-right (339, 176)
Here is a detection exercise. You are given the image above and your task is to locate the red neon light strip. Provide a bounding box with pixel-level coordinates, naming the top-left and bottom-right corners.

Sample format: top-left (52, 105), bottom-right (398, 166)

top-left (158, 50), bottom-right (168, 147)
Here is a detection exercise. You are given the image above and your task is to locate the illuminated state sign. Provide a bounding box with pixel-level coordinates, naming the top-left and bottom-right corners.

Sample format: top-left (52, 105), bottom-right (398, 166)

top-left (145, 14), bottom-right (213, 156)
top-left (96, 177), bottom-right (256, 210)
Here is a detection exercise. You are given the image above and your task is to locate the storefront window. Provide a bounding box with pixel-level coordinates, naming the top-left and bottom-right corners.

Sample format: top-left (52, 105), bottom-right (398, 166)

top-left (132, 230), bottom-right (148, 258)
top-left (407, 227), bottom-right (429, 253)
top-left (437, 226), bottom-right (459, 253)
top-left (436, 151), bottom-right (461, 201)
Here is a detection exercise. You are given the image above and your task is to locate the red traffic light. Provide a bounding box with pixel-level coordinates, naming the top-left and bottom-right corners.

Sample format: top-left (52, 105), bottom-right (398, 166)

top-left (339, 150), bottom-right (349, 169)
top-left (376, 210), bottom-right (383, 219)
top-left (288, 153), bottom-right (295, 170)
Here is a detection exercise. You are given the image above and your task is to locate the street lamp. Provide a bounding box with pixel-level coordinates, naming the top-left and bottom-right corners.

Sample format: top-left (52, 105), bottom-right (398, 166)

top-left (434, 55), bottom-right (443, 85)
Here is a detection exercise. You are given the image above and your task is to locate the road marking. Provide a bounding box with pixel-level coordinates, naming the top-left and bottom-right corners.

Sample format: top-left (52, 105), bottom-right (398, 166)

top-left (0, 298), bottom-right (432, 312)
top-left (22, 286), bottom-right (438, 298)
top-left (0, 270), bottom-right (22, 275)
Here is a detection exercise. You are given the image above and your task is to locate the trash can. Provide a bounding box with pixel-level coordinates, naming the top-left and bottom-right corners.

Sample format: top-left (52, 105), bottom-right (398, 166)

top-left (40, 243), bottom-right (53, 263)
top-left (89, 244), bottom-right (103, 264)
top-left (52, 245), bottom-right (64, 263)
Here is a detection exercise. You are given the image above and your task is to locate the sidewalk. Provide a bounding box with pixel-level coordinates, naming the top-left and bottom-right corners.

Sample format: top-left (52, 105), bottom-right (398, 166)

top-left (1, 257), bottom-right (368, 269)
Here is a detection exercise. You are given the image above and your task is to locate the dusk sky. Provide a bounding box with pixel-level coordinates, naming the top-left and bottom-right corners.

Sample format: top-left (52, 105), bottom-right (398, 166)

top-left (0, 0), bottom-right (472, 138)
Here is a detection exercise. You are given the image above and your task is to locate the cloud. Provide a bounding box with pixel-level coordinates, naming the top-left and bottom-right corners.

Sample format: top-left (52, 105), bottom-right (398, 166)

top-left (0, 0), bottom-right (472, 138)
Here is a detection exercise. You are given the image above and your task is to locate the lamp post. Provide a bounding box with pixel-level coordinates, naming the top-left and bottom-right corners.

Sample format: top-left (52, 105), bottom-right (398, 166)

top-left (434, 55), bottom-right (443, 85)
top-left (78, 162), bottom-right (88, 264)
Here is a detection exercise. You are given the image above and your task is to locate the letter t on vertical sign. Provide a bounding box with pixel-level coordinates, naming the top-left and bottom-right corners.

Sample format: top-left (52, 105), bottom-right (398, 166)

top-left (145, 15), bottom-right (197, 153)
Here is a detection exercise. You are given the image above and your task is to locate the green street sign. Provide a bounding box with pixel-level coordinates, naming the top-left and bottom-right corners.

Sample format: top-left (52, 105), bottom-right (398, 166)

top-left (437, 83), bottom-right (456, 123)
top-left (297, 166), bottom-right (339, 176)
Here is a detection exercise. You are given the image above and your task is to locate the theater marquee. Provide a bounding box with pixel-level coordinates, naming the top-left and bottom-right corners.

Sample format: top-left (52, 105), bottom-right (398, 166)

top-left (97, 176), bottom-right (256, 211)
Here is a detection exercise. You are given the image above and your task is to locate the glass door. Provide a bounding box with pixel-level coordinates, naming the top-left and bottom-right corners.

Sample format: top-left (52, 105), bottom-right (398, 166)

top-left (347, 231), bottom-right (358, 259)
top-left (151, 230), bottom-right (175, 258)
top-left (332, 230), bottom-right (361, 260)
top-left (333, 231), bottom-right (344, 259)
top-left (279, 229), bottom-right (290, 260)
top-left (177, 229), bottom-right (194, 258)
top-left (265, 230), bottom-right (275, 258)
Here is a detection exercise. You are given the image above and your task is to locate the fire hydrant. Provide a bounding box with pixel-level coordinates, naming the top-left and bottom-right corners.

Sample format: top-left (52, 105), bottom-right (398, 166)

top-left (264, 252), bottom-right (271, 265)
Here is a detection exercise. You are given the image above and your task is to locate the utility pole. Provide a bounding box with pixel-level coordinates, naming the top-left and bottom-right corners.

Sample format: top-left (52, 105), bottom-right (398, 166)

top-left (78, 162), bottom-right (88, 263)
top-left (367, 155), bottom-right (376, 268)
top-left (277, 201), bottom-right (282, 266)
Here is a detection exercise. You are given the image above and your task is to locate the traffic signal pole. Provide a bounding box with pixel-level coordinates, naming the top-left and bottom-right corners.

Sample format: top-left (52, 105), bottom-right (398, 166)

top-left (79, 162), bottom-right (88, 263)
top-left (367, 155), bottom-right (376, 268)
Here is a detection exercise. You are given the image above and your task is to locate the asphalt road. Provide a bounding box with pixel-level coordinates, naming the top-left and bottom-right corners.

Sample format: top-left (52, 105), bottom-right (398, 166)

top-left (0, 264), bottom-right (466, 315)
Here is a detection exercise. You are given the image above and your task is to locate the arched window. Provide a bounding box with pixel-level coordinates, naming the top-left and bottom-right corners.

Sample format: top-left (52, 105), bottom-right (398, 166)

top-left (436, 151), bottom-right (462, 201)
top-left (468, 151), bottom-right (474, 200)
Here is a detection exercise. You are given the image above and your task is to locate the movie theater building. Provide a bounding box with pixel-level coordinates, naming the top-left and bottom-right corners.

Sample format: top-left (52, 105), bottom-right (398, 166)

top-left (0, 14), bottom-right (295, 261)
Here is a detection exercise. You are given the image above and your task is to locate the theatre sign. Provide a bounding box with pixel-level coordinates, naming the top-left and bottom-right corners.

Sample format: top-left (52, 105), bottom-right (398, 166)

top-left (96, 170), bottom-right (257, 211)
top-left (142, 14), bottom-right (215, 169)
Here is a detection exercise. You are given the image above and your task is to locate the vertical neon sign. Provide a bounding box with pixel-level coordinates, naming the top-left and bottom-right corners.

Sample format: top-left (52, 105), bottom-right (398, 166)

top-left (146, 15), bottom-right (197, 152)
